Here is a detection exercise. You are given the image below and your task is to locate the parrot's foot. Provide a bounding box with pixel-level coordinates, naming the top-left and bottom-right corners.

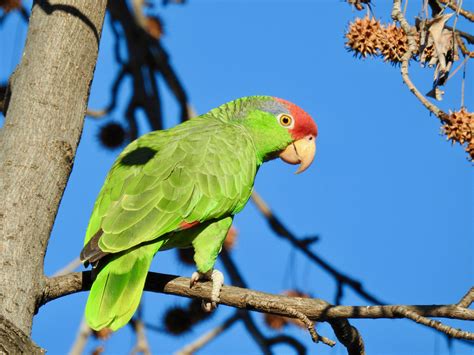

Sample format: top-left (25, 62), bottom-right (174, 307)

top-left (189, 269), bottom-right (224, 312)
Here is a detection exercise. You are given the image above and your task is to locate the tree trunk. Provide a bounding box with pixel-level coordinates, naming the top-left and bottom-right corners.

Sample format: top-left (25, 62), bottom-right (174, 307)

top-left (0, 0), bottom-right (107, 350)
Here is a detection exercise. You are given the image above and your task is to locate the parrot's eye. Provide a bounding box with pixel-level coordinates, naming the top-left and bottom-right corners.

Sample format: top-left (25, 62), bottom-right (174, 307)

top-left (278, 114), bottom-right (294, 128)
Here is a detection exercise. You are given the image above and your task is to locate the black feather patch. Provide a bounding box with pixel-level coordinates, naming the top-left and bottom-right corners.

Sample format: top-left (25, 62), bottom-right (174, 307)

top-left (80, 230), bottom-right (109, 265)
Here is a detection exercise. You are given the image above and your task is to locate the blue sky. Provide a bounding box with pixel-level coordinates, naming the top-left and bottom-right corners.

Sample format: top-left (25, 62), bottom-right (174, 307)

top-left (1, 1), bottom-right (472, 354)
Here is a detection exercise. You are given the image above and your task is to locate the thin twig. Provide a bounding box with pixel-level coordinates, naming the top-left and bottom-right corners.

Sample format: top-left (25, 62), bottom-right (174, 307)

top-left (460, 53), bottom-right (467, 107)
top-left (446, 54), bottom-right (469, 81)
top-left (130, 318), bottom-right (152, 355)
top-left (455, 34), bottom-right (474, 57)
top-left (392, 0), bottom-right (450, 122)
top-left (457, 287), bottom-right (474, 308)
top-left (250, 191), bottom-right (385, 305)
top-left (68, 318), bottom-right (92, 355)
top-left (175, 313), bottom-right (240, 355)
top-left (446, 25), bottom-right (474, 44)
top-left (394, 306), bottom-right (474, 340)
top-left (52, 257), bottom-right (82, 277)
top-left (86, 108), bottom-right (110, 118)
top-left (439, 0), bottom-right (474, 22)
top-left (219, 248), bottom-right (281, 355)
top-left (86, 66), bottom-right (128, 119)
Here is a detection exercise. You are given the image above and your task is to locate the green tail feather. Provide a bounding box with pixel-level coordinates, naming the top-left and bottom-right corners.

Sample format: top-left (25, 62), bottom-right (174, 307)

top-left (85, 243), bottom-right (158, 331)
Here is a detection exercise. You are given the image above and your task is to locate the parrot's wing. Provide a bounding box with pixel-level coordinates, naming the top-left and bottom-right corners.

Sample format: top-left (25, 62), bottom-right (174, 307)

top-left (82, 118), bottom-right (256, 259)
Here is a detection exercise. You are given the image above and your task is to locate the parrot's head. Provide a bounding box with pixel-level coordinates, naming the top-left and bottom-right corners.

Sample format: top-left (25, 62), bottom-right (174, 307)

top-left (220, 96), bottom-right (318, 174)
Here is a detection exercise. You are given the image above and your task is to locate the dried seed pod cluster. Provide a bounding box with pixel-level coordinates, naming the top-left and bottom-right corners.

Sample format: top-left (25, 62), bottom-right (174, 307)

top-left (345, 16), bottom-right (383, 58)
top-left (163, 298), bottom-right (214, 335)
top-left (379, 24), bottom-right (409, 64)
top-left (345, 17), bottom-right (459, 68)
top-left (346, 17), bottom-right (411, 64)
top-left (443, 108), bottom-right (474, 160)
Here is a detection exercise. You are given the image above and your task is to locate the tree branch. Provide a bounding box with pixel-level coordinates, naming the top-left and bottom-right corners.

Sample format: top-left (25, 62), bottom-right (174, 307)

top-left (175, 313), bottom-right (240, 355)
top-left (439, 0), bottom-right (474, 22)
top-left (251, 191), bottom-right (385, 305)
top-left (392, 0), bottom-right (450, 122)
top-left (40, 272), bottom-right (474, 341)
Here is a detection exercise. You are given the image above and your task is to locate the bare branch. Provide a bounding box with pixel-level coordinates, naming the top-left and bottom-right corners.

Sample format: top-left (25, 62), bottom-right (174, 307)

top-left (40, 272), bottom-right (474, 341)
top-left (251, 191), bottom-right (385, 305)
top-left (52, 257), bottom-right (82, 277)
top-left (130, 319), bottom-right (151, 355)
top-left (329, 319), bottom-right (366, 355)
top-left (457, 287), bottom-right (474, 308)
top-left (69, 319), bottom-right (92, 355)
top-left (439, 0), bottom-right (474, 22)
top-left (86, 66), bottom-right (127, 119)
top-left (446, 25), bottom-right (474, 45)
top-left (394, 306), bottom-right (474, 340)
top-left (244, 295), bottom-right (336, 347)
top-left (175, 313), bottom-right (239, 355)
top-left (392, 0), bottom-right (450, 122)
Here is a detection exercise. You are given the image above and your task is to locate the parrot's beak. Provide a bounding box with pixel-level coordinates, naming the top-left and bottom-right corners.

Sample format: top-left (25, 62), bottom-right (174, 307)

top-left (279, 135), bottom-right (316, 174)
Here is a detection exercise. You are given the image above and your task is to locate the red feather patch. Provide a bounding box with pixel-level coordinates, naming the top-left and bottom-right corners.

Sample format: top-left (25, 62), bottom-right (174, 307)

top-left (179, 221), bottom-right (200, 230)
top-left (274, 98), bottom-right (318, 140)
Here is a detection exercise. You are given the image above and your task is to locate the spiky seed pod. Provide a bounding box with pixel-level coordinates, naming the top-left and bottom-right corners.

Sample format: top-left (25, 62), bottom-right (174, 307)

top-left (145, 16), bottom-right (164, 40)
top-left (345, 16), bottom-right (383, 58)
top-left (466, 142), bottom-right (474, 161)
top-left (92, 328), bottom-right (113, 340)
top-left (0, 0), bottom-right (21, 12)
top-left (346, 0), bottom-right (371, 11)
top-left (98, 122), bottom-right (127, 149)
top-left (163, 306), bottom-right (193, 335)
top-left (91, 346), bottom-right (105, 355)
top-left (379, 24), bottom-right (409, 64)
top-left (443, 108), bottom-right (474, 144)
top-left (443, 108), bottom-right (474, 160)
top-left (188, 298), bottom-right (214, 324)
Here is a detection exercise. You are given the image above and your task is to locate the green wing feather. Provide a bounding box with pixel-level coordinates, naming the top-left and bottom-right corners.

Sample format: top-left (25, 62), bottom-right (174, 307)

top-left (83, 115), bottom-right (257, 330)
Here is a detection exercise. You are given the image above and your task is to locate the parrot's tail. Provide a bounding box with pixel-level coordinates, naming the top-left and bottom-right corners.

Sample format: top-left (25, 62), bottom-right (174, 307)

top-left (85, 243), bottom-right (158, 331)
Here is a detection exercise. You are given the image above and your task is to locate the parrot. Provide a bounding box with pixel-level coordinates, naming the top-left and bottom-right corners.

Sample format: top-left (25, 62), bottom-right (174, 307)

top-left (80, 95), bottom-right (318, 331)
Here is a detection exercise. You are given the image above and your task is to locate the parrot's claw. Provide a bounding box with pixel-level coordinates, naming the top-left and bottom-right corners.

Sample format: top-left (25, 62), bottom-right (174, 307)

top-left (189, 269), bottom-right (224, 312)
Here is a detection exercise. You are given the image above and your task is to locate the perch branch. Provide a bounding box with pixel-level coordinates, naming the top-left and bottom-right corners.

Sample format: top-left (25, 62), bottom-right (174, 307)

top-left (40, 272), bottom-right (474, 342)
top-left (244, 295), bottom-right (336, 347)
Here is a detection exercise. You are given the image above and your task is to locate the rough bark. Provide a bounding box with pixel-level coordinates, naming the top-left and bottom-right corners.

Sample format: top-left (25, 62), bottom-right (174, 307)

top-left (42, 272), bottom-right (474, 322)
top-left (0, 0), bottom-right (107, 349)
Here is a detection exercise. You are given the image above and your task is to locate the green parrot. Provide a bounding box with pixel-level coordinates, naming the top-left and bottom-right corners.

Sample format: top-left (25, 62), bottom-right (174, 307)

top-left (80, 95), bottom-right (318, 331)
